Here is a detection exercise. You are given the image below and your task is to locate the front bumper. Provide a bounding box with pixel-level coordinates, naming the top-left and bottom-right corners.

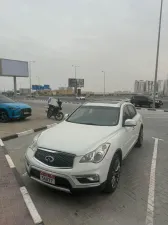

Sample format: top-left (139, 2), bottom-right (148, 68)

top-left (9, 108), bottom-right (32, 119)
top-left (25, 148), bottom-right (110, 193)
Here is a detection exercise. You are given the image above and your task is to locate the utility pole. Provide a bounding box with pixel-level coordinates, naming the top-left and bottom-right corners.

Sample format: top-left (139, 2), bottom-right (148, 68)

top-left (153, 0), bottom-right (163, 108)
top-left (102, 71), bottom-right (106, 96)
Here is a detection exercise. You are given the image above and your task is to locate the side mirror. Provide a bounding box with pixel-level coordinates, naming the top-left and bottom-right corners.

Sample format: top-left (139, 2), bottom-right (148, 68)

top-left (124, 119), bottom-right (136, 127)
top-left (64, 114), bottom-right (69, 119)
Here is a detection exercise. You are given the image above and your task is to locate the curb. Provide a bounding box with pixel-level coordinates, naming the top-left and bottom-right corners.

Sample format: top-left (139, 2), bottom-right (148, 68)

top-left (1, 122), bottom-right (57, 141)
top-left (0, 141), bottom-right (45, 225)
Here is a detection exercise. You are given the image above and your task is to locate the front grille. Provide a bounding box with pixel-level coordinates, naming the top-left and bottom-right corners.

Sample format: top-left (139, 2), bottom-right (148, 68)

top-left (23, 108), bottom-right (32, 113)
top-left (30, 168), bottom-right (72, 189)
top-left (35, 148), bottom-right (75, 168)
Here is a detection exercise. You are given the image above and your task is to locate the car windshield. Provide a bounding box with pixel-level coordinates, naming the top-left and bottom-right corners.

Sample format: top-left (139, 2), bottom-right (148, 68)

top-left (0, 95), bottom-right (15, 103)
top-left (67, 105), bottom-right (120, 126)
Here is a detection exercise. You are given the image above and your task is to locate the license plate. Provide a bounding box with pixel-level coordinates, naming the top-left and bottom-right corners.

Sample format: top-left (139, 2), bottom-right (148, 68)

top-left (24, 112), bottom-right (30, 114)
top-left (40, 171), bottom-right (55, 184)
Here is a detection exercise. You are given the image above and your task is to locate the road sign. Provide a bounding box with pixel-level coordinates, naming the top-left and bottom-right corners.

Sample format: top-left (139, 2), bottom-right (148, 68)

top-left (68, 78), bottom-right (84, 88)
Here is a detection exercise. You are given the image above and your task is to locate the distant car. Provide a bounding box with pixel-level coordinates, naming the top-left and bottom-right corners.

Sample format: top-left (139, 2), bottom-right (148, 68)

top-left (76, 96), bottom-right (85, 100)
top-left (25, 101), bottom-right (143, 194)
top-left (27, 94), bottom-right (36, 98)
top-left (130, 95), bottom-right (163, 108)
top-left (0, 95), bottom-right (32, 123)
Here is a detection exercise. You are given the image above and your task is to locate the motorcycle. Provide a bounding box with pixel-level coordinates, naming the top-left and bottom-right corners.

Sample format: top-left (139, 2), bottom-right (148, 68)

top-left (46, 98), bottom-right (64, 121)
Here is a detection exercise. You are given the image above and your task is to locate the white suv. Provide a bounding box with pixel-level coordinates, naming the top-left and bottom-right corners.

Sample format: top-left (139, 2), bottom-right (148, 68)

top-left (25, 101), bottom-right (143, 194)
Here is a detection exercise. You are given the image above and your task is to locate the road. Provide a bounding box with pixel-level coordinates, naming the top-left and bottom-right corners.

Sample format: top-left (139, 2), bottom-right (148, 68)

top-left (14, 95), bottom-right (168, 110)
top-left (1, 101), bottom-right (168, 225)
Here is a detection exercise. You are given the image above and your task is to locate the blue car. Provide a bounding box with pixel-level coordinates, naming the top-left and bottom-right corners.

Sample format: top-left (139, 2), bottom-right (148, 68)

top-left (0, 95), bottom-right (32, 123)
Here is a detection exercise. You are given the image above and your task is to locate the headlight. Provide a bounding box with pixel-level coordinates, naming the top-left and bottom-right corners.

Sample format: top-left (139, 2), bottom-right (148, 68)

top-left (80, 143), bottom-right (110, 163)
top-left (29, 133), bottom-right (41, 152)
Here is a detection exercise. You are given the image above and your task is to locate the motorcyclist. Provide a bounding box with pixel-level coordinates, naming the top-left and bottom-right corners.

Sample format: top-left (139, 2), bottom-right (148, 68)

top-left (57, 98), bottom-right (62, 109)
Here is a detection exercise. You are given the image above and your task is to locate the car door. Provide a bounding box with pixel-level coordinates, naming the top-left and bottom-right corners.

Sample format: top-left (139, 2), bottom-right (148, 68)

top-left (127, 105), bottom-right (140, 145)
top-left (121, 105), bottom-right (134, 158)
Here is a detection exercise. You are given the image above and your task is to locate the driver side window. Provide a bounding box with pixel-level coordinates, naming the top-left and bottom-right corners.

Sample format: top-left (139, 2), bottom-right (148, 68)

top-left (123, 106), bottom-right (131, 124)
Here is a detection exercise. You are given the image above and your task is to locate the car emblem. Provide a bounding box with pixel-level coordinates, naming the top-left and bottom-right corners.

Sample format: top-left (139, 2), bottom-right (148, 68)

top-left (45, 155), bottom-right (54, 163)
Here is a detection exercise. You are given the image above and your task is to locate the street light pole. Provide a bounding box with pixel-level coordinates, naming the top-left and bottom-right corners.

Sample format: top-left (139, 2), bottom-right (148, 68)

top-left (72, 65), bottom-right (79, 95)
top-left (102, 71), bottom-right (106, 96)
top-left (153, 0), bottom-right (163, 108)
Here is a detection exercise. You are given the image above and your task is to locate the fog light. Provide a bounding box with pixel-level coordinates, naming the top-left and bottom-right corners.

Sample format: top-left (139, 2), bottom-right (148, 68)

top-left (76, 174), bottom-right (99, 184)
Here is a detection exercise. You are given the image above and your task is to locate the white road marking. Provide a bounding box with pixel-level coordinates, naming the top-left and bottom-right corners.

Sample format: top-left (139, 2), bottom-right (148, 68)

top-left (20, 186), bottom-right (42, 224)
top-left (5, 154), bottom-right (15, 168)
top-left (0, 139), bottom-right (4, 146)
top-left (17, 129), bottom-right (34, 137)
top-left (145, 138), bottom-right (159, 225)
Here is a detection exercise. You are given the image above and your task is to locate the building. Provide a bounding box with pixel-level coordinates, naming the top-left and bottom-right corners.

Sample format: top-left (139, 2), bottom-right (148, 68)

top-left (145, 81), bottom-right (154, 94)
top-left (164, 80), bottom-right (168, 96)
top-left (134, 79), bottom-right (166, 95)
top-left (157, 80), bottom-right (164, 95)
top-left (134, 80), bottom-right (146, 93)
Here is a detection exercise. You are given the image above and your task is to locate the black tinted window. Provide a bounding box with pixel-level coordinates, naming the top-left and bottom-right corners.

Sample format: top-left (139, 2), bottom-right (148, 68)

top-left (127, 105), bottom-right (137, 118)
top-left (134, 96), bottom-right (147, 100)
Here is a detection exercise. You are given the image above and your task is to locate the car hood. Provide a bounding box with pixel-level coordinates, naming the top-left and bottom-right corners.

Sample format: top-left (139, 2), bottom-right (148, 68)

top-left (37, 121), bottom-right (119, 156)
top-left (1, 102), bottom-right (31, 109)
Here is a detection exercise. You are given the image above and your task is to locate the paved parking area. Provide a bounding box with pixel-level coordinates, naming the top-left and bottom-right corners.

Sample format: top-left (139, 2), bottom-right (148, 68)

top-left (0, 102), bottom-right (78, 138)
top-left (2, 108), bottom-right (168, 225)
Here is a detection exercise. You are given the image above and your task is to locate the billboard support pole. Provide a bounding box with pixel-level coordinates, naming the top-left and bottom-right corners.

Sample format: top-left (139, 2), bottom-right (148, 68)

top-left (29, 62), bottom-right (32, 94)
top-left (13, 76), bottom-right (17, 97)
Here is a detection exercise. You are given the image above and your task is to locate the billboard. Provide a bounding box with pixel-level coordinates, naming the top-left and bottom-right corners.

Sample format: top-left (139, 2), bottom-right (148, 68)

top-left (0, 59), bottom-right (29, 77)
top-left (68, 78), bottom-right (84, 88)
top-left (32, 85), bottom-right (50, 91)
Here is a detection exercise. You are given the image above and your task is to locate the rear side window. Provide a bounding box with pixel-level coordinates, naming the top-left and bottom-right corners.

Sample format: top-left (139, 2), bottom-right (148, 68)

top-left (127, 105), bottom-right (137, 119)
top-left (134, 96), bottom-right (146, 100)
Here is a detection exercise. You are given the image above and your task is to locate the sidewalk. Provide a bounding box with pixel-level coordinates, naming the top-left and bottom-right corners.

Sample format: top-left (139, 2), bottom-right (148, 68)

top-left (0, 148), bottom-right (34, 225)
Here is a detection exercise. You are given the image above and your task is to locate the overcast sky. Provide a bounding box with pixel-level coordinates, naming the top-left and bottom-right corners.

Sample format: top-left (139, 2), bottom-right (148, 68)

top-left (0, 0), bottom-right (168, 92)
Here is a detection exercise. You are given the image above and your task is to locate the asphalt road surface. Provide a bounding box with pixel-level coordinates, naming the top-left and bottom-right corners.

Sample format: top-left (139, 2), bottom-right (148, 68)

top-left (14, 95), bottom-right (168, 110)
top-left (2, 102), bottom-right (168, 225)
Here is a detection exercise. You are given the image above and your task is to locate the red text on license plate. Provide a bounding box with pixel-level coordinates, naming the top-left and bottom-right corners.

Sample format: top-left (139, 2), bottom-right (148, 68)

top-left (40, 171), bottom-right (55, 184)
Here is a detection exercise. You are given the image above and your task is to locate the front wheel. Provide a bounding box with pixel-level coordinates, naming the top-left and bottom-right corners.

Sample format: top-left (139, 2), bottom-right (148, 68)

top-left (47, 108), bottom-right (53, 119)
top-left (0, 111), bottom-right (9, 123)
top-left (54, 112), bottom-right (64, 121)
top-left (135, 127), bottom-right (143, 148)
top-left (103, 153), bottom-right (121, 194)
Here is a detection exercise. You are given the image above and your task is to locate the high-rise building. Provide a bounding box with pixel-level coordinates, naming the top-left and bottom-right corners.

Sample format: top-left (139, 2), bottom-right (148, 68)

top-left (164, 80), bottom-right (168, 96)
top-left (157, 80), bottom-right (164, 95)
top-left (134, 80), bottom-right (146, 93)
top-left (134, 79), bottom-right (167, 95)
top-left (145, 81), bottom-right (154, 94)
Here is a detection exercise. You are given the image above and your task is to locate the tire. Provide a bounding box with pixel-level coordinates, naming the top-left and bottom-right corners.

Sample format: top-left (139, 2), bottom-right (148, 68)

top-left (54, 112), bottom-right (64, 121)
top-left (0, 110), bottom-right (9, 123)
top-left (135, 126), bottom-right (143, 148)
top-left (47, 108), bottom-right (53, 119)
top-left (103, 153), bottom-right (121, 194)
